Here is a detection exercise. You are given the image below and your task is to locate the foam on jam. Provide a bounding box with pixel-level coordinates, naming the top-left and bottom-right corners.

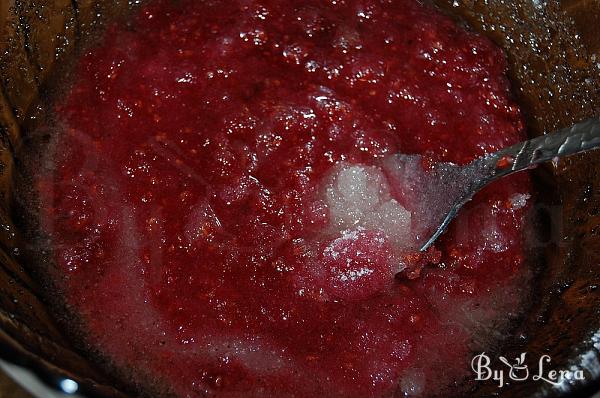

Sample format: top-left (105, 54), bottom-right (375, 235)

top-left (35, 0), bottom-right (533, 396)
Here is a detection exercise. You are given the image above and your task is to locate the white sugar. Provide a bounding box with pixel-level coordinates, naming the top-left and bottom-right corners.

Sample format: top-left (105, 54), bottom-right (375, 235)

top-left (509, 193), bottom-right (531, 209)
top-left (324, 162), bottom-right (414, 251)
top-left (338, 267), bottom-right (375, 282)
top-left (363, 199), bottom-right (412, 249)
top-left (326, 164), bottom-right (388, 229)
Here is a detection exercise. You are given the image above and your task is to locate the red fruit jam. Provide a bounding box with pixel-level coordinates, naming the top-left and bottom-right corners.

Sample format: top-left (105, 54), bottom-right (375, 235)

top-left (34, 0), bottom-right (533, 396)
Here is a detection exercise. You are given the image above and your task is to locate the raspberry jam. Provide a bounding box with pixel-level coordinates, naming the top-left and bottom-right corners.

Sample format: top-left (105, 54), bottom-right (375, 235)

top-left (36, 0), bottom-right (533, 396)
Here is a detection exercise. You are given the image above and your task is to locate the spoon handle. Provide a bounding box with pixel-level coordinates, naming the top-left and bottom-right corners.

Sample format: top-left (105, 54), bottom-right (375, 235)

top-left (484, 117), bottom-right (600, 179)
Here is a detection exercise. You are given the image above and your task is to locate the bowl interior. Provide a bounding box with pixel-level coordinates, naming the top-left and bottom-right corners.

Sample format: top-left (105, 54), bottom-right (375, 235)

top-left (0, 1), bottom-right (598, 397)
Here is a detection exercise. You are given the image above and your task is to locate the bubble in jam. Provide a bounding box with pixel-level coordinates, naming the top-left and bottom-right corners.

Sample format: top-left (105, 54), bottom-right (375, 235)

top-left (31, 0), bottom-right (534, 396)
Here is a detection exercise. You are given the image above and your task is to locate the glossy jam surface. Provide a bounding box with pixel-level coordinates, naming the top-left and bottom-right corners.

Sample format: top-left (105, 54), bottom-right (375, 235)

top-left (38, 0), bottom-right (532, 396)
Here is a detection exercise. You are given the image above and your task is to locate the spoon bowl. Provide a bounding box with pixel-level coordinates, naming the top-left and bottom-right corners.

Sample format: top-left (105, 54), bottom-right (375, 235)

top-left (419, 117), bottom-right (600, 251)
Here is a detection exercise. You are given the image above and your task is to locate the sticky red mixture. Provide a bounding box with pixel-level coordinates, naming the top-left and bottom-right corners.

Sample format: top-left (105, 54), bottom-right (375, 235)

top-left (38, 0), bottom-right (532, 396)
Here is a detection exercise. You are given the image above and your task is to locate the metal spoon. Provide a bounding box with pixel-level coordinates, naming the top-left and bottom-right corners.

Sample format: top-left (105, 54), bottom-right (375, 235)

top-left (419, 117), bottom-right (600, 252)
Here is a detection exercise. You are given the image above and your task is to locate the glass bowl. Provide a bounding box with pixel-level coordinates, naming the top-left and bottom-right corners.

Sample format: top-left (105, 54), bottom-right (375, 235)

top-left (0, 1), bottom-right (598, 397)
